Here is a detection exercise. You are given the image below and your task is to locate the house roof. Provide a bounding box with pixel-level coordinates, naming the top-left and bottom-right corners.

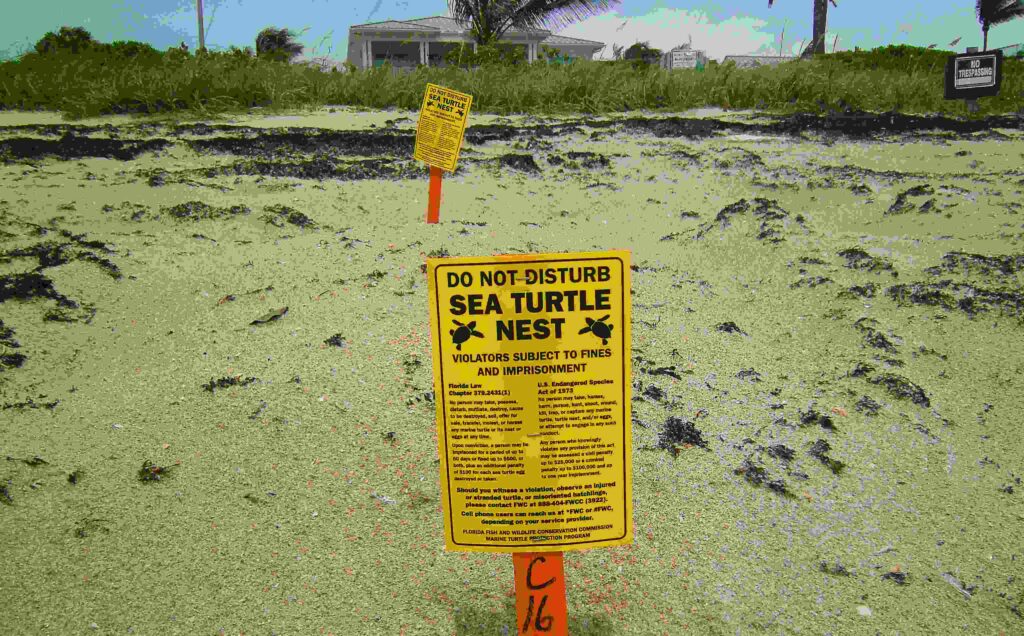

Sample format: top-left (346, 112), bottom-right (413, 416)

top-left (352, 15), bottom-right (549, 34)
top-left (349, 19), bottom-right (435, 32)
top-left (541, 33), bottom-right (604, 47)
top-left (349, 15), bottom-right (604, 49)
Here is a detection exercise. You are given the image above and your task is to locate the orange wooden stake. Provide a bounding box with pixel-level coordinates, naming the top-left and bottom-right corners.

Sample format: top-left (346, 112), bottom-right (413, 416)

top-left (513, 552), bottom-right (568, 636)
top-left (426, 165), bottom-right (443, 224)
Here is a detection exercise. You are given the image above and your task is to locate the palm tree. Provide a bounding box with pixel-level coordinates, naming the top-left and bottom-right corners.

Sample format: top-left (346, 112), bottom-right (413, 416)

top-left (447, 0), bottom-right (620, 47)
top-left (255, 27), bottom-right (304, 62)
top-left (976, 0), bottom-right (1024, 51)
top-left (623, 41), bottom-right (661, 65)
top-left (769, 0), bottom-right (837, 58)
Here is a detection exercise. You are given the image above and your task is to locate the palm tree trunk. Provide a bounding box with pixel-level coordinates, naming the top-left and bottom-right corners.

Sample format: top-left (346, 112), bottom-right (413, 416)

top-left (196, 0), bottom-right (205, 52)
top-left (983, 24), bottom-right (988, 51)
top-left (812, 0), bottom-right (828, 54)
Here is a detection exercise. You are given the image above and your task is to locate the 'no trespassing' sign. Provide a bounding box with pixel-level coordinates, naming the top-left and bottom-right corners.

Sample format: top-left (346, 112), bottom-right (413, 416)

top-left (944, 50), bottom-right (1002, 100)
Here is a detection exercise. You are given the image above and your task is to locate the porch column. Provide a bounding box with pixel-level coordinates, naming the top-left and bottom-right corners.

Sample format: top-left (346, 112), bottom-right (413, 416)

top-left (528, 42), bottom-right (536, 63)
top-left (363, 39), bottom-right (371, 69)
top-left (472, 41), bottom-right (477, 53)
top-left (420, 41), bottom-right (427, 65)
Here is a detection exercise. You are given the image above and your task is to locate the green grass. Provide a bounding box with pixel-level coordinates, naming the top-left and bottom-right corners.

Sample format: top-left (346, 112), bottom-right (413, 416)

top-left (1, 44), bottom-right (1021, 120)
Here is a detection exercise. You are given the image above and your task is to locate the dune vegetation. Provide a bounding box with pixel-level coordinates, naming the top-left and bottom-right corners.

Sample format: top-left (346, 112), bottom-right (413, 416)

top-left (1, 28), bottom-right (1021, 120)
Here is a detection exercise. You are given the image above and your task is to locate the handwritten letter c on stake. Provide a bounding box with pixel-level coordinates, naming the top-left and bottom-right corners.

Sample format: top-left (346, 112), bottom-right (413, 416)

top-left (413, 83), bottom-right (473, 224)
top-left (514, 552), bottom-right (568, 635)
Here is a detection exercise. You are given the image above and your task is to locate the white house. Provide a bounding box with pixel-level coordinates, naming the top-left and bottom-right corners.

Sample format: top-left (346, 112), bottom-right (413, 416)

top-left (660, 43), bottom-right (708, 70)
top-left (347, 15), bottom-right (605, 70)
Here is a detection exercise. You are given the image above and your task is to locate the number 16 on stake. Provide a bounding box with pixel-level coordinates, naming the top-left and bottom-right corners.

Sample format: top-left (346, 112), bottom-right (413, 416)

top-left (412, 83), bottom-right (473, 224)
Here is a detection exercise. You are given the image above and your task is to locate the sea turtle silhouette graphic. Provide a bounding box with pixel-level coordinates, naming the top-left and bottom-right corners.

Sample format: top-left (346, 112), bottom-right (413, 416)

top-left (579, 315), bottom-right (613, 345)
top-left (450, 320), bottom-right (484, 350)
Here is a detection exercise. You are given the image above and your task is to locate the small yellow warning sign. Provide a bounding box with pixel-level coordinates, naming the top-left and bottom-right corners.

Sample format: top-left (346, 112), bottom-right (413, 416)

top-left (427, 251), bottom-right (633, 553)
top-left (414, 83), bottom-right (473, 173)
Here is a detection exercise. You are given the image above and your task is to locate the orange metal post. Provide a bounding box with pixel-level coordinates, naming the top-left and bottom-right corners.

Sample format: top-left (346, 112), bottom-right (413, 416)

top-left (513, 552), bottom-right (568, 636)
top-left (427, 166), bottom-right (443, 224)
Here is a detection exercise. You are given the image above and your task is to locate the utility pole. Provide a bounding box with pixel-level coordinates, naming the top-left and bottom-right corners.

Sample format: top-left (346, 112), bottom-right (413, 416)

top-left (196, 0), bottom-right (205, 52)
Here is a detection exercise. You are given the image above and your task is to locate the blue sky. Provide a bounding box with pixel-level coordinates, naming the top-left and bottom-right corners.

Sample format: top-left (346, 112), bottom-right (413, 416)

top-left (2, 1), bottom-right (1022, 62)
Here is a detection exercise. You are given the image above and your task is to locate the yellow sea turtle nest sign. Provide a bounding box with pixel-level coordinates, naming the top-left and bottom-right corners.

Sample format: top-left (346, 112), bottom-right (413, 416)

top-left (427, 251), bottom-right (633, 553)
top-left (414, 83), bottom-right (473, 173)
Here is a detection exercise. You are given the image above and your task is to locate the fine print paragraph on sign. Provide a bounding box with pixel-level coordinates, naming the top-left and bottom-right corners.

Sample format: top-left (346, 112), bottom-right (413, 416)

top-left (427, 251), bottom-right (633, 553)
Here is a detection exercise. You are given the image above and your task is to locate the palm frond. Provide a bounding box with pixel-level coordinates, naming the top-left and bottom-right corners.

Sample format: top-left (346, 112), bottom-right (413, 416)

top-left (976, 0), bottom-right (1024, 25)
top-left (448, 0), bottom-right (620, 44)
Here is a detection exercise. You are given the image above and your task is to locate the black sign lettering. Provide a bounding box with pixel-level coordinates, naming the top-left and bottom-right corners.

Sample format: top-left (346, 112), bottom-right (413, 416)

top-left (526, 556), bottom-right (556, 590)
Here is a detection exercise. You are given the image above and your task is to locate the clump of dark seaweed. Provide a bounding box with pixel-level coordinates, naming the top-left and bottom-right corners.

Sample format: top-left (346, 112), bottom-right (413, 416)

top-left (799, 409), bottom-right (836, 431)
top-left (324, 333), bottom-right (347, 348)
top-left (885, 281), bottom-right (957, 310)
top-left (165, 201), bottom-right (251, 222)
top-left (853, 317), bottom-right (900, 353)
top-left (565, 151), bottom-right (610, 169)
top-left (138, 460), bottom-right (172, 482)
top-left (886, 184), bottom-right (935, 215)
top-left (734, 459), bottom-right (792, 497)
top-left (642, 384), bottom-right (666, 402)
top-left (694, 198), bottom-right (789, 243)
top-left (855, 395), bottom-right (882, 415)
top-left (924, 251), bottom-right (1024, 279)
top-left (837, 247), bottom-right (896, 276)
top-left (790, 275), bottom-right (832, 289)
top-left (886, 280), bottom-right (1024, 320)
top-left (497, 153), bottom-right (541, 173)
top-left (263, 204), bottom-right (317, 229)
top-left (658, 416), bottom-right (709, 455)
top-left (808, 439), bottom-right (845, 475)
top-left (737, 368), bottom-right (762, 383)
top-left (716, 321), bottom-right (747, 335)
top-left (849, 362), bottom-right (875, 378)
top-left (634, 356), bottom-right (685, 379)
top-left (2, 231), bottom-right (122, 280)
top-left (766, 444), bottom-right (795, 462)
top-left (648, 366), bottom-right (683, 379)
top-left (146, 169), bottom-right (168, 187)
top-left (882, 570), bottom-right (908, 585)
top-left (868, 373), bottom-right (930, 407)
top-left (839, 283), bottom-right (877, 299)
top-left (820, 560), bottom-right (852, 576)
top-left (202, 375), bottom-right (258, 393)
